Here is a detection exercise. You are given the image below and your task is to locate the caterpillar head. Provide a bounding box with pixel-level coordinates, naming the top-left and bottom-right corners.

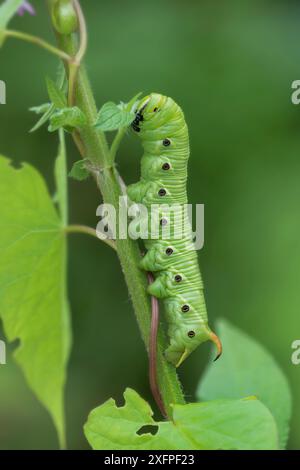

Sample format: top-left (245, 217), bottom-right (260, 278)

top-left (131, 93), bottom-right (167, 132)
top-left (137, 93), bottom-right (166, 115)
top-left (165, 326), bottom-right (222, 367)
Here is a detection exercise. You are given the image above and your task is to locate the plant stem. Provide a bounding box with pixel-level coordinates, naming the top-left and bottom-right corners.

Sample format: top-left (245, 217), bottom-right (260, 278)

top-left (147, 272), bottom-right (167, 418)
top-left (67, 0), bottom-right (88, 107)
top-left (109, 128), bottom-right (126, 165)
top-left (67, 62), bottom-right (77, 106)
top-left (3, 29), bottom-right (72, 62)
top-left (65, 224), bottom-right (117, 251)
top-left (73, 0), bottom-right (88, 65)
top-left (48, 0), bottom-right (185, 415)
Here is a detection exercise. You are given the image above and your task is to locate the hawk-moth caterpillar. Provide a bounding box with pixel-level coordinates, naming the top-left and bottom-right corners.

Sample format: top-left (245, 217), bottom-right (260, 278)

top-left (127, 93), bottom-right (222, 367)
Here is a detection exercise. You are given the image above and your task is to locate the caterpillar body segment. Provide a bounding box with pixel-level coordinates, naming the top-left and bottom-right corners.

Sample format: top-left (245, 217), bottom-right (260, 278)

top-left (127, 93), bottom-right (222, 367)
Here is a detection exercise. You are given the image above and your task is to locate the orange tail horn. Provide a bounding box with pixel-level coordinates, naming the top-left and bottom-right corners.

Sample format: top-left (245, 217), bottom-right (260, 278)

top-left (210, 331), bottom-right (222, 362)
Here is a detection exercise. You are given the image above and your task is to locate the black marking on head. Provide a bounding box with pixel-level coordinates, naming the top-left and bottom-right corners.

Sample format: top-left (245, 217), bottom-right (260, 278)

top-left (136, 112), bottom-right (144, 122)
top-left (181, 304), bottom-right (190, 313)
top-left (131, 112), bottom-right (143, 132)
top-left (153, 107), bottom-right (158, 112)
top-left (131, 123), bottom-right (141, 132)
top-left (163, 138), bottom-right (171, 147)
top-left (165, 247), bottom-right (173, 255)
top-left (162, 162), bottom-right (170, 171)
top-left (188, 330), bottom-right (195, 338)
top-left (131, 102), bottom-right (148, 132)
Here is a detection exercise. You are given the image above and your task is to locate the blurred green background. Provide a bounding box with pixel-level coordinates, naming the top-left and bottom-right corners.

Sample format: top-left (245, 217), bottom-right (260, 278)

top-left (0, 0), bottom-right (300, 449)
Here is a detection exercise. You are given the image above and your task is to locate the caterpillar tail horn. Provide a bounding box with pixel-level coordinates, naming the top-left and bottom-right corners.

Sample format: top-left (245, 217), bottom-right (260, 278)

top-left (210, 331), bottom-right (222, 362)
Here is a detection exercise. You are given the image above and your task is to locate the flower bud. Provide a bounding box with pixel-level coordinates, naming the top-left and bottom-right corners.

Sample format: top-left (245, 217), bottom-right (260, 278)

top-left (51, 0), bottom-right (78, 35)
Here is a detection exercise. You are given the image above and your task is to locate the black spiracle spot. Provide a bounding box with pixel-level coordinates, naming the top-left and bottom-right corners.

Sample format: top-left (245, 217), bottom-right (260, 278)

top-left (160, 218), bottom-right (168, 226)
top-left (188, 330), bottom-right (195, 338)
top-left (162, 162), bottom-right (170, 171)
top-left (163, 138), bottom-right (171, 147)
top-left (181, 304), bottom-right (190, 313)
top-left (165, 247), bottom-right (173, 256)
top-left (174, 275), bottom-right (182, 283)
top-left (158, 188), bottom-right (166, 197)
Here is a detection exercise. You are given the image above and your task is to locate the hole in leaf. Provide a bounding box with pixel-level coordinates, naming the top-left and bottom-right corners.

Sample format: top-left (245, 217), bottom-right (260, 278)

top-left (114, 394), bottom-right (126, 408)
top-left (137, 425), bottom-right (159, 436)
top-left (9, 159), bottom-right (22, 169)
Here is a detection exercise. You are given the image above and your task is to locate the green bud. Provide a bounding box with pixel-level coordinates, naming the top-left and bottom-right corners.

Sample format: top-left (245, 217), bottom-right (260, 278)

top-left (51, 0), bottom-right (78, 35)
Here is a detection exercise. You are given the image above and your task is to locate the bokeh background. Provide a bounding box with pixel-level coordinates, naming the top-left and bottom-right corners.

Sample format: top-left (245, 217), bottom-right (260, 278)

top-left (0, 0), bottom-right (299, 449)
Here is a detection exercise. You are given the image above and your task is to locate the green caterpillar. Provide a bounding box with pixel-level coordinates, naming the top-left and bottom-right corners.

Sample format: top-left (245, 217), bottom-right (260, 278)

top-left (127, 93), bottom-right (222, 367)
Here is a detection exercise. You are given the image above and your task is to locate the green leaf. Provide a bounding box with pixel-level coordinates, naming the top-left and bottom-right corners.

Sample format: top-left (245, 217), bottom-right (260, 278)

top-left (109, 93), bottom-right (143, 162)
top-left (48, 106), bottom-right (87, 132)
top-left (197, 319), bottom-right (292, 449)
top-left (30, 66), bottom-right (66, 133)
top-left (0, 0), bottom-right (23, 46)
top-left (84, 388), bottom-right (278, 450)
top-left (30, 103), bottom-right (52, 115)
top-left (123, 92), bottom-right (142, 113)
top-left (46, 76), bottom-right (67, 109)
top-left (95, 101), bottom-right (135, 131)
top-left (54, 129), bottom-right (68, 225)
top-left (68, 159), bottom-right (89, 181)
top-left (30, 103), bottom-right (56, 133)
top-left (0, 153), bottom-right (71, 448)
